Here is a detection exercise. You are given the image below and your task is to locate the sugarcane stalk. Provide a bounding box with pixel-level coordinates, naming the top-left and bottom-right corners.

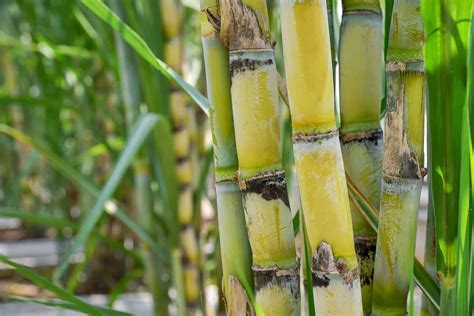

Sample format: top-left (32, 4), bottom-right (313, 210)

top-left (371, 1), bottom-right (425, 313)
top-left (200, 0), bottom-right (254, 310)
top-left (280, 1), bottom-right (362, 315)
top-left (218, 0), bottom-right (300, 314)
top-left (338, 0), bottom-right (384, 312)
top-left (279, 0), bottom-right (363, 314)
top-left (110, 1), bottom-right (168, 314)
top-left (159, 0), bottom-right (201, 312)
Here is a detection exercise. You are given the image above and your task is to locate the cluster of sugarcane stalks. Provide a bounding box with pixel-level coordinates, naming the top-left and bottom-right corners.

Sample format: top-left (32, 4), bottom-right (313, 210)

top-left (1, 0), bottom-right (472, 315)
top-left (198, 0), bottom-right (435, 314)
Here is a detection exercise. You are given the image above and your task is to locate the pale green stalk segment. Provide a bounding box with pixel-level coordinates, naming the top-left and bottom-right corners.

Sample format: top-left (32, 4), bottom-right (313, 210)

top-left (338, 2), bottom-right (384, 312)
top-left (372, 177), bottom-right (422, 315)
top-left (200, 0), bottom-right (253, 306)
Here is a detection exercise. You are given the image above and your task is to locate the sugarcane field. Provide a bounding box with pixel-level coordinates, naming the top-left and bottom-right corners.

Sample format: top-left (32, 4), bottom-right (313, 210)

top-left (0, 0), bottom-right (473, 315)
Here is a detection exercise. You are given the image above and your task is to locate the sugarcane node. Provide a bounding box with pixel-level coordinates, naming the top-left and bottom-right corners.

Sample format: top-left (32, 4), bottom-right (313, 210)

top-left (312, 241), bottom-right (338, 273)
top-left (312, 272), bottom-right (330, 288)
top-left (340, 128), bottom-right (383, 144)
top-left (354, 237), bottom-right (377, 259)
top-left (229, 55), bottom-right (274, 78)
top-left (342, 8), bottom-right (382, 16)
top-left (178, 183), bottom-right (191, 191)
top-left (252, 265), bottom-right (300, 295)
top-left (293, 130), bottom-right (339, 143)
top-left (354, 237), bottom-right (376, 286)
top-left (311, 241), bottom-right (360, 287)
top-left (172, 124), bottom-right (185, 133)
top-left (386, 60), bottom-right (424, 74)
top-left (176, 156), bottom-right (190, 165)
top-left (219, 0), bottom-right (270, 51)
top-left (239, 170), bottom-right (290, 208)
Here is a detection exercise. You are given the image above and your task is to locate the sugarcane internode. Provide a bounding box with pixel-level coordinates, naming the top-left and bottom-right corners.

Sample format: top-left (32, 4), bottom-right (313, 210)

top-left (371, 1), bottom-right (425, 310)
top-left (338, 0), bottom-right (384, 312)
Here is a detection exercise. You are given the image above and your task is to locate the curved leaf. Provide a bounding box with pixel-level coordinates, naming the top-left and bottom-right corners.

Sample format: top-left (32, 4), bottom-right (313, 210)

top-left (81, 0), bottom-right (209, 116)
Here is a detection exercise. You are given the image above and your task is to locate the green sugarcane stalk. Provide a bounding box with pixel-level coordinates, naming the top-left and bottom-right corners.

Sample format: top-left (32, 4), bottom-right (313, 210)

top-left (199, 0), bottom-right (254, 310)
top-left (338, 0), bottom-right (384, 312)
top-left (371, 0), bottom-right (425, 314)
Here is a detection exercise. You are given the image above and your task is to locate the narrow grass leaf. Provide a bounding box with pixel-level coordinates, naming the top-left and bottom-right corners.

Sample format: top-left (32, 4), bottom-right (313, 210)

top-left (53, 113), bottom-right (160, 281)
top-left (455, 9), bottom-right (474, 314)
top-left (9, 296), bottom-right (131, 316)
top-left (0, 256), bottom-right (106, 316)
top-left (106, 269), bottom-right (143, 307)
top-left (0, 123), bottom-right (161, 256)
top-left (81, 0), bottom-right (209, 115)
top-left (0, 207), bottom-right (74, 229)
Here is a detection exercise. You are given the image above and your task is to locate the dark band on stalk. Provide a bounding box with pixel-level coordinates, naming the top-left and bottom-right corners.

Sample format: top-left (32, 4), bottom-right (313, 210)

top-left (342, 1), bottom-right (381, 15)
top-left (239, 170), bottom-right (290, 208)
top-left (312, 241), bottom-right (360, 288)
top-left (254, 265), bottom-right (300, 295)
top-left (354, 237), bottom-right (377, 287)
top-left (293, 130), bottom-right (339, 143)
top-left (229, 56), bottom-right (274, 77)
top-left (340, 128), bottom-right (383, 144)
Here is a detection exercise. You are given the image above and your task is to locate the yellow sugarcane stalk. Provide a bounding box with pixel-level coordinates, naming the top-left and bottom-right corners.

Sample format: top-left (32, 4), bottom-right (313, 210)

top-left (280, 0), bottom-right (363, 314)
top-left (219, 0), bottom-right (300, 314)
top-left (338, 0), bottom-right (384, 312)
top-left (371, 0), bottom-right (425, 314)
top-left (160, 0), bottom-right (200, 312)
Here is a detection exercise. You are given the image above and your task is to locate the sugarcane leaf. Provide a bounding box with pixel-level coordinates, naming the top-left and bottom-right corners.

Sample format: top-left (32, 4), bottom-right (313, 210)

top-left (301, 210), bottom-right (316, 316)
top-left (0, 32), bottom-right (95, 59)
top-left (0, 123), bottom-right (161, 256)
top-left (107, 269), bottom-right (143, 307)
top-left (81, 0), bottom-right (209, 116)
top-left (421, 1), bottom-right (474, 313)
top-left (193, 148), bottom-right (213, 221)
top-left (0, 256), bottom-right (108, 316)
top-left (384, 0), bottom-right (395, 55)
top-left (0, 207), bottom-right (75, 229)
top-left (0, 206), bottom-right (141, 267)
top-left (455, 9), bottom-right (474, 314)
top-left (292, 211), bottom-right (300, 235)
top-left (8, 296), bottom-right (131, 316)
top-left (346, 173), bottom-right (441, 309)
top-left (0, 94), bottom-right (78, 111)
top-left (53, 113), bottom-right (161, 281)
